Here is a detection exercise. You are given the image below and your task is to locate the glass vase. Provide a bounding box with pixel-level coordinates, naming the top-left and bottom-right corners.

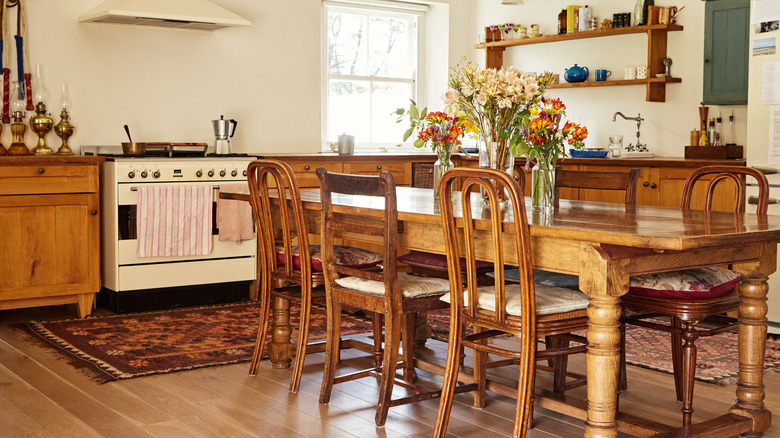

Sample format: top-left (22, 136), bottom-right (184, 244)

top-left (478, 140), bottom-right (514, 206)
top-left (433, 146), bottom-right (454, 199)
top-left (531, 155), bottom-right (556, 212)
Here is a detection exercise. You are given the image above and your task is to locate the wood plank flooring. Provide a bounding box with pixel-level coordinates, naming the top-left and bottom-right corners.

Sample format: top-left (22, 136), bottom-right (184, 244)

top-left (1, 303), bottom-right (779, 437)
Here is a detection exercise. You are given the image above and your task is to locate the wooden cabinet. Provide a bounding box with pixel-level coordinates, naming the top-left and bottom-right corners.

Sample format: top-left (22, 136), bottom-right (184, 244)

top-left (0, 157), bottom-right (104, 317)
top-left (264, 154), bottom-right (418, 187)
top-left (702, 0), bottom-right (749, 105)
top-left (478, 24), bottom-right (683, 102)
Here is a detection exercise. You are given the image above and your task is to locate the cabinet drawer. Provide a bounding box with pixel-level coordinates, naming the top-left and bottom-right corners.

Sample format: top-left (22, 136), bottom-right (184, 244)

top-left (287, 162), bottom-right (343, 188)
top-left (344, 161), bottom-right (409, 185)
top-left (0, 164), bottom-right (98, 195)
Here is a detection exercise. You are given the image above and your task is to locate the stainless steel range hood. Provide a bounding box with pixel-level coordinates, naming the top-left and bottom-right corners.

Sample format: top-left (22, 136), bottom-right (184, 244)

top-left (79, 0), bottom-right (251, 31)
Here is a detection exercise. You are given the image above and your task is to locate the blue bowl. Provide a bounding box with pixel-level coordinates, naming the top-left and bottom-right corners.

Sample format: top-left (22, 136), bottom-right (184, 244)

top-left (569, 149), bottom-right (608, 158)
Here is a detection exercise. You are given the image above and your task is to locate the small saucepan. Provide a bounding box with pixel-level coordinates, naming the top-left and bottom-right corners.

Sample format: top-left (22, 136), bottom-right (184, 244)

top-left (122, 142), bottom-right (147, 156)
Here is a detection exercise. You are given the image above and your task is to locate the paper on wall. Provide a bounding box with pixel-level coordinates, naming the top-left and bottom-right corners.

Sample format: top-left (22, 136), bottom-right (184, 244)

top-left (769, 105), bottom-right (780, 164)
top-left (763, 62), bottom-right (780, 104)
top-left (753, 0), bottom-right (780, 25)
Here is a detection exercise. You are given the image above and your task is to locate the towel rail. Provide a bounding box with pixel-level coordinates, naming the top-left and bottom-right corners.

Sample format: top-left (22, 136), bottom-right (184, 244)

top-left (130, 185), bottom-right (222, 192)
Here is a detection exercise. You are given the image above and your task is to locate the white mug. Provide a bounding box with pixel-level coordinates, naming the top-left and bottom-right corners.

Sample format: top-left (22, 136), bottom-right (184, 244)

top-left (624, 66), bottom-right (637, 80)
top-left (636, 66), bottom-right (648, 79)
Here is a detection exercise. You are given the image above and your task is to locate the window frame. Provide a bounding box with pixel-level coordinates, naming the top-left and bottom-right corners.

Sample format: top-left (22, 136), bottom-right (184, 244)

top-left (321, 0), bottom-right (428, 151)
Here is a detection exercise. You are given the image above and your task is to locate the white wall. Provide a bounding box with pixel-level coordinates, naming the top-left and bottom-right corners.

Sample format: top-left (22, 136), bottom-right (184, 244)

top-left (22, 0), bottom-right (471, 155)
top-left (469, 1), bottom-right (748, 156)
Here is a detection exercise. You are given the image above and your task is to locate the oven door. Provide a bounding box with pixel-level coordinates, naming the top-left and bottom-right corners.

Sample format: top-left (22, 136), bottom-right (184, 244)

top-left (104, 182), bottom-right (256, 291)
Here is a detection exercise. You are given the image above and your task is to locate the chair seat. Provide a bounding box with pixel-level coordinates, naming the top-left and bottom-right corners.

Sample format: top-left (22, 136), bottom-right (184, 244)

top-left (628, 267), bottom-right (740, 300)
top-left (276, 244), bottom-right (383, 272)
top-left (399, 250), bottom-right (493, 272)
top-left (496, 268), bottom-right (580, 289)
top-left (441, 282), bottom-right (589, 316)
top-left (335, 272), bottom-right (450, 298)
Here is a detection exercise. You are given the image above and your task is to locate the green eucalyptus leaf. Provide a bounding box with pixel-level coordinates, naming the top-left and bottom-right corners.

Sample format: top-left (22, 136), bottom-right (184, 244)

top-left (403, 127), bottom-right (414, 142)
top-left (414, 139), bottom-right (426, 148)
top-left (410, 105), bottom-right (420, 120)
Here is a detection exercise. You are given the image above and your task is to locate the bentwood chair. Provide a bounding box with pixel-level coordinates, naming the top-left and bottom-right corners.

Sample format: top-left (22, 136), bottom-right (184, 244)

top-left (246, 160), bottom-right (383, 393)
top-left (316, 168), bottom-right (451, 427)
top-left (620, 165), bottom-right (770, 426)
top-left (434, 168), bottom-right (590, 438)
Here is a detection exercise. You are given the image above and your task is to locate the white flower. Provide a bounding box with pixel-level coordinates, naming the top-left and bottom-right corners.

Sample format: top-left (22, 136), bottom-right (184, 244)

top-left (443, 89), bottom-right (458, 104)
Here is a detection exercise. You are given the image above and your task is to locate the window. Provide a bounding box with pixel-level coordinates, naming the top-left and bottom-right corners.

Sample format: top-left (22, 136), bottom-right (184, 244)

top-left (323, 0), bottom-right (426, 150)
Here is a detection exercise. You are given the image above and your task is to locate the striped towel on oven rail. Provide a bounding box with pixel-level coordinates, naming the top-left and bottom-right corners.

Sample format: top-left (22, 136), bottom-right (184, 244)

top-left (136, 185), bottom-right (213, 258)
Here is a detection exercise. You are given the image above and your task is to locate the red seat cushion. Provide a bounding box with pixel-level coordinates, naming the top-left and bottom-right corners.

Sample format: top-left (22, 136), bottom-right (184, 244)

top-left (398, 250), bottom-right (493, 272)
top-left (628, 267), bottom-right (740, 300)
top-left (276, 245), bottom-right (383, 272)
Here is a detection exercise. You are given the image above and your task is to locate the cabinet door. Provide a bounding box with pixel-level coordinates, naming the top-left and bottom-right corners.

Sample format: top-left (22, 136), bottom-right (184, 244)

top-left (702, 0), bottom-right (749, 105)
top-left (0, 194), bottom-right (100, 300)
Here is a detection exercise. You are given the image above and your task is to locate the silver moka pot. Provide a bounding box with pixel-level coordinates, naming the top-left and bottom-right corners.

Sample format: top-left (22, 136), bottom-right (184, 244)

top-left (212, 115), bottom-right (237, 154)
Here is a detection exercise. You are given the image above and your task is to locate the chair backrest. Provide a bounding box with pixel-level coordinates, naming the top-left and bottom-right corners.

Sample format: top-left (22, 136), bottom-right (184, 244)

top-left (316, 168), bottom-right (400, 300)
top-left (247, 159), bottom-right (312, 283)
top-left (554, 167), bottom-right (641, 206)
top-left (680, 166), bottom-right (769, 214)
top-left (438, 167), bottom-right (537, 337)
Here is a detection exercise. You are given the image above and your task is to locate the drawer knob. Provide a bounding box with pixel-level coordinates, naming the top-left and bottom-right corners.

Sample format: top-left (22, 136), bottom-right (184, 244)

top-left (377, 165), bottom-right (382, 170)
top-left (91, 209), bottom-right (98, 215)
top-left (643, 181), bottom-right (649, 187)
top-left (37, 168), bottom-right (45, 174)
top-left (650, 183), bottom-right (657, 189)
top-left (304, 165), bottom-right (311, 170)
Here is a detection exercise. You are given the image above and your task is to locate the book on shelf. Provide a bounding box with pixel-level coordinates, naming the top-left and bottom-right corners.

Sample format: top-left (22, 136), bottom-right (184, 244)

top-left (567, 5), bottom-right (581, 34)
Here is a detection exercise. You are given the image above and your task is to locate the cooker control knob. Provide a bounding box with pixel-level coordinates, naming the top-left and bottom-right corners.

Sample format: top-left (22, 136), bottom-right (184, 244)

top-left (220, 169), bottom-right (226, 177)
top-left (141, 171), bottom-right (148, 179)
top-left (231, 169), bottom-right (238, 177)
top-left (196, 170), bottom-right (203, 178)
top-left (128, 171), bottom-right (135, 179)
top-left (153, 170), bottom-right (161, 179)
top-left (243, 170), bottom-right (247, 177)
top-left (208, 169), bottom-right (215, 177)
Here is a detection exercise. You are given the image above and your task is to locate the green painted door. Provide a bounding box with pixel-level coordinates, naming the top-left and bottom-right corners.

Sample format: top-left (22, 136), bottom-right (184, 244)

top-left (702, 0), bottom-right (749, 105)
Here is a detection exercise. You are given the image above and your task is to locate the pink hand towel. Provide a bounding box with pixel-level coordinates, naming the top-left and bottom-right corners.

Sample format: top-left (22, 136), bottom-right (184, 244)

top-left (136, 185), bottom-right (213, 258)
top-left (217, 183), bottom-right (254, 244)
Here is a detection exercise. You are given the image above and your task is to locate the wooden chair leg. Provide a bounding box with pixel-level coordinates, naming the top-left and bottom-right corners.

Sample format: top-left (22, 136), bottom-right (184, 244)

top-left (473, 327), bottom-right (487, 409)
top-left (372, 312), bottom-right (383, 368)
top-left (433, 310), bottom-right (463, 438)
top-left (670, 316), bottom-right (684, 402)
top-left (550, 337), bottom-right (571, 394)
top-left (680, 321), bottom-right (699, 427)
top-left (375, 309), bottom-right (402, 427)
top-left (319, 300), bottom-right (342, 405)
top-left (289, 286), bottom-right (312, 393)
top-left (402, 312), bottom-right (416, 383)
top-left (248, 284), bottom-right (273, 376)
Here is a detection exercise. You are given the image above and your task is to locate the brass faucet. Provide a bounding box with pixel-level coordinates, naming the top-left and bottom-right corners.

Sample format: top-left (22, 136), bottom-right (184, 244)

top-left (612, 112), bottom-right (647, 152)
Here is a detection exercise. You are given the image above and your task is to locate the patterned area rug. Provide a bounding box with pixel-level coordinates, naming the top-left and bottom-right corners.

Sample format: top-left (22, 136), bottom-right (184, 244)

top-left (426, 310), bottom-right (780, 385)
top-left (15, 302), bottom-right (372, 384)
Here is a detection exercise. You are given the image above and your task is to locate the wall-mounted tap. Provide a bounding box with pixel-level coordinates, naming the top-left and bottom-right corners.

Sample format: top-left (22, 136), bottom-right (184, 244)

top-left (612, 112), bottom-right (647, 152)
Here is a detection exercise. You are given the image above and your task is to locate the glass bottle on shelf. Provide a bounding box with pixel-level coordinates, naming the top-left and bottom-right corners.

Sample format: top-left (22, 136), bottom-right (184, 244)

top-left (7, 81), bottom-right (29, 155)
top-left (558, 9), bottom-right (567, 34)
top-left (634, 0), bottom-right (644, 25)
top-left (726, 110), bottom-right (736, 145)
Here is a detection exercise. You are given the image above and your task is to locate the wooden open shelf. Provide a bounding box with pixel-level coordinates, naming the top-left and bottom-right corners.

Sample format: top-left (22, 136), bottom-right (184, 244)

top-left (548, 76), bottom-right (682, 89)
top-left (475, 24), bottom-right (684, 49)
top-left (478, 24), bottom-right (684, 102)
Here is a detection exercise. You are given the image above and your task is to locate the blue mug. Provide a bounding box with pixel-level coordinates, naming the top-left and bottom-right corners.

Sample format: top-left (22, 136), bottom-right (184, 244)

top-left (595, 69), bottom-right (612, 82)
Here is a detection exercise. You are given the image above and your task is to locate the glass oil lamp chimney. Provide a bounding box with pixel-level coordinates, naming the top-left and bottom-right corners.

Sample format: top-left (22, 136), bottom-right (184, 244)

top-left (30, 65), bottom-right (54, 156)
top-left (7, 80), bottom-right (30, 155)
top-left (54, 84), bottom-right (74, 155)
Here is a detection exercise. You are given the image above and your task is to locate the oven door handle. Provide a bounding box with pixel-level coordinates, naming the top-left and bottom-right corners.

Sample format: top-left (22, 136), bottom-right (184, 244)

top-left (130, 185), bottom-right (222, 191)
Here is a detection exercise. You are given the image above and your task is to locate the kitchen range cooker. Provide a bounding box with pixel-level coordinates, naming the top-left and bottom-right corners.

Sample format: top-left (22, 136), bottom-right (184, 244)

top-left (82, 144), bottom-right (257, 312)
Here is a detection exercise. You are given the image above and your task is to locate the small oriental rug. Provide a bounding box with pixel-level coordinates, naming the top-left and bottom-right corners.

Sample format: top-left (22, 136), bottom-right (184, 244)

top-left (15, 302), bottom-right (372, 384)
top-left (426, 310), bottom-right (780, 385)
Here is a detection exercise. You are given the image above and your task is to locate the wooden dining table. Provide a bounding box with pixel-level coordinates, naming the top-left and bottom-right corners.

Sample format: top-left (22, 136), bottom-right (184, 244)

top-left (227, 186), bottom-right (780, 437)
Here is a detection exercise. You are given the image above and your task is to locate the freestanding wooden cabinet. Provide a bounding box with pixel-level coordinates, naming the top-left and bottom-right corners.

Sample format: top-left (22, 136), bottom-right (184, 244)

top-left (0, 156), bottom-right (104, 317)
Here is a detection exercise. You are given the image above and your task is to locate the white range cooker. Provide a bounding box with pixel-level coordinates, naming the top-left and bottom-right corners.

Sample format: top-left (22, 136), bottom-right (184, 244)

top-left (83, 145), bottom-right (257, 312)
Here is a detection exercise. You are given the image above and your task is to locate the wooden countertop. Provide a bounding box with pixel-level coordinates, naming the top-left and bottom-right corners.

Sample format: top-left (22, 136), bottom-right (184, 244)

top-left (258, 152), bottom-right (745, 168)
top-left (0, 155), bottom-right (105, 165)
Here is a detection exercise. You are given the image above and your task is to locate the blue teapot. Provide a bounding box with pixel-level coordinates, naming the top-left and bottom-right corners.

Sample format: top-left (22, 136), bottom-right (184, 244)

top-left (564, 64), bottom-right (589, 83)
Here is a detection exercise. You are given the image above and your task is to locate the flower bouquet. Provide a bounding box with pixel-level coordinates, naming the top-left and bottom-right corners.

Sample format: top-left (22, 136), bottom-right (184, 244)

top-left (510, 97), bottom-right (588, 211)
top-left (396, 102), bottom-right (476, 198)
top-left (443, 60), bottom-right (552, 203)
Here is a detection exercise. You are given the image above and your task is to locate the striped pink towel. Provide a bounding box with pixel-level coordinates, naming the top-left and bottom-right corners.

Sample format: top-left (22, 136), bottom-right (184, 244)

top-left (136, 185), bottom-right (213, 258)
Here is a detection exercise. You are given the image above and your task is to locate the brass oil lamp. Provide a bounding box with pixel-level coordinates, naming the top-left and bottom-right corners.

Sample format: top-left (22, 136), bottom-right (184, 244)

top-left (30, 65), bottom-right (53, 156)
top-left (7, 81), bottom-right (30, 155)
top-left (54, 84), bottom-right (74, 155)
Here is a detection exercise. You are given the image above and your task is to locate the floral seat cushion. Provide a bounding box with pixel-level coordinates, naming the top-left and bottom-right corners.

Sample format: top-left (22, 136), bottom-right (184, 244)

top-left (398, 250), bottom-right (492, 272)
top-left (628, 267), bottom-right (740, 300)
top-left (335, 272), bottom-right (450, 298)
top-left (276, 245), bottom-right (383, 272)
top-left (440, 282), bottom-right (589, 316)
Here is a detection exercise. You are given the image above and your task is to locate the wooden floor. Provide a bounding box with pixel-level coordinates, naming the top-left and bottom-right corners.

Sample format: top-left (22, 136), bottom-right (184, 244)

top-left (1, 303), bottom-right (779, 438)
